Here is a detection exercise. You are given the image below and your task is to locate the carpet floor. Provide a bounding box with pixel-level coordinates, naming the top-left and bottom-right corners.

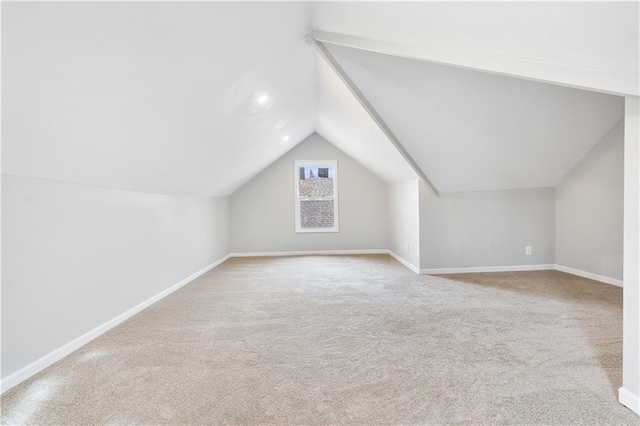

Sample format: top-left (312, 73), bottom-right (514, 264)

top-left (1, 255), bottom-right (637, 425)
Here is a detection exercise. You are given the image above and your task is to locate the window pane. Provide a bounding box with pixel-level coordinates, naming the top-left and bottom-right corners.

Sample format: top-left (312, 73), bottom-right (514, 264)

top-left (298, 166), bottom-right (334, 197)
top-left (300, 199), bottom-right (334, 229)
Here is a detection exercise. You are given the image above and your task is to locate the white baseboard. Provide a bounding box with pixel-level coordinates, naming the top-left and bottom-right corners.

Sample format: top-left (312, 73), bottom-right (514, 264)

top-left (0, 254), bottom-right (231, 394)
top-left (1, 252), bottom-right (624, 394)
top-left (555, 264), bottom-right (623, 287)
top-left (619, 387), bottom-right (640, 415)
top-left (421, 264), bottom-right (555, 275)
top-left (420, 264), bottom-right (623, 287)
top-left (229, 249), bottom-right (388, 258)
top-left (230, 249), bottom-right (421, 274)
top-left (387, 251), bottom-right (420, 274)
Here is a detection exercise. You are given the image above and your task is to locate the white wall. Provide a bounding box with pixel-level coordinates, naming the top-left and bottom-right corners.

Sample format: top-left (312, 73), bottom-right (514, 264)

top-left (1, 175), bottom-right (229, 379)
top-left (556, 120), bottom-right (624, 281)
top-left (621, 97), bottom-right (640, 414)
top-left (388, 180), bottom-right (420, 270)
top-left (420, 182), bottom-right (555, 270)
top-left (229, 133), bottom-right (388, 253)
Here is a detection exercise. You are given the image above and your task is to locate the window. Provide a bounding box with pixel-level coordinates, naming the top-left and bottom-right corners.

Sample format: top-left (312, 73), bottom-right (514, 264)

top-left (295, 160), bottom-right (338, 233)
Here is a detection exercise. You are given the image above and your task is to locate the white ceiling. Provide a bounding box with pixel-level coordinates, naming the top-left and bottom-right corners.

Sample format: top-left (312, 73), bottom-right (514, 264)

top-left (325, 44), bottom-right (624, 192)
top-left (2, 2), bottom-right (632, 196)
top-left (315, 55), bottom-right (417, 184)
top-left (2, 2), bottom-right (316, 196)
top-left (313, 2), bottom-right (639, 75)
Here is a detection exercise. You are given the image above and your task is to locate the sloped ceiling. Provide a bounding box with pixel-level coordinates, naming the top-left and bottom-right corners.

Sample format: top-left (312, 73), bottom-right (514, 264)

top-left (2, 2), bottom-right (316, 196)
top-left (315, 54), bottom-right (417, 184)
top-left (312, 2), bottom-right (639, 75)
top-left (2, 2), bottom-right (631, 196)
top-left (324, 44), bottom-right (624, 192)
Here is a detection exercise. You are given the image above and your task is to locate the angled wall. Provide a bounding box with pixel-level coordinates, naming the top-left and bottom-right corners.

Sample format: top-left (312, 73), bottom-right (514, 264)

top-left (419, 182), bottom-right (556, 271)
top-left (2, 175), bottom-right (229, 383)
top-left (555, 120), bottom-right (624, 282)
top-left (388, 180), bottom-right (420, 271)
top-left (229, 133), bottom-right (388, 254)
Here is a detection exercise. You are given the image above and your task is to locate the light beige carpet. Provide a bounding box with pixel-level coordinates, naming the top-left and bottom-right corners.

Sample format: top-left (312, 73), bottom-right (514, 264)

top-left (1, 255), bottom-right (637, 425)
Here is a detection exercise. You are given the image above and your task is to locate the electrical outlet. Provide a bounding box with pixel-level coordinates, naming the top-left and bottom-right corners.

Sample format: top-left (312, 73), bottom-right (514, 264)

top-left (525, 246), bottom-right (532, 256)
top-left (405, 244), bottom-right (410, 253)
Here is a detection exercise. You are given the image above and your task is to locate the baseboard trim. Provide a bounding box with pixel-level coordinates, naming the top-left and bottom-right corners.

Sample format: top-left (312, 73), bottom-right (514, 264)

top-left (230, 249), bottom-right (420, 274)
top-left (0, 254), bottom-right (231, 394)
top-left (420, 263), bottom-right (623, 287)
top-left (421, 264), bottom-right (555, 275)
top-left (1, 252), bottom-right (624, 394)
top-left (387, 251), bottom-right (420, 274)
top-left (555, 264), bottom-right (623, 287)
top-left (619, 387), bottom-right (640, 415)
top-left (229, 249), bottom-right (389, 258)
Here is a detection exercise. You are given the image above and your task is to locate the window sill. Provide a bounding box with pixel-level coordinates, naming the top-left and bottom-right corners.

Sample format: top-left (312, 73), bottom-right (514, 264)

top-left (295, 228), bottom-right (339, 234)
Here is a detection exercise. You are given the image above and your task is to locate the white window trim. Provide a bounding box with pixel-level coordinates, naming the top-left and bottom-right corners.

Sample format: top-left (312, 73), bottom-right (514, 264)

top-left (294, 160), bottom-right (339, 233)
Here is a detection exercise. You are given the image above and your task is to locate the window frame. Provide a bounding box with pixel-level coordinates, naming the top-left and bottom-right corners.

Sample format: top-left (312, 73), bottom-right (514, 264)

top-left (294, 160), bottom-right (339, 233)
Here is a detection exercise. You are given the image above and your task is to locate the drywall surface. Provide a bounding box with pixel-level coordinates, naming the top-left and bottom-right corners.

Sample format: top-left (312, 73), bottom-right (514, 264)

top-left (2, 2), bottom-right (315, 197)
top-left (229, 133), bottom-right (388, 253)
top-left (313, 2), bottom-right (639, 75)
top-left (325, 43), bottom-right (624, 193)
top-left (556, 120), bottom-right (624, 281)
top-left (388, 180), bottom-right (420, 270)
top-left (1, 175), bottom-right (229, 378)
top-left (621, 96), bottom-right (639, 413)
top-left (420, 183), bottom-right (555, 269)
top-left (315, 49), bottom-right (417, 184)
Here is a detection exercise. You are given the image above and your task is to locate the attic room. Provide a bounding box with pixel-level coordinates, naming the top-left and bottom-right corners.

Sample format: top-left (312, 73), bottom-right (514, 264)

top-left (1, 1), bottom-right (639, 424)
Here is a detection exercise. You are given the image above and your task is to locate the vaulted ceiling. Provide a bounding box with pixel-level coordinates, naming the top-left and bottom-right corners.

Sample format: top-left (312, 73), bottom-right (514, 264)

top-left (3, 2), bottom-right (636, 196)
top-left (315, 55), bottom-right (417, 184)
top-left (325, 44), bottom-right (624, 192)
top-left (3, 2), bottom-right (316, 196)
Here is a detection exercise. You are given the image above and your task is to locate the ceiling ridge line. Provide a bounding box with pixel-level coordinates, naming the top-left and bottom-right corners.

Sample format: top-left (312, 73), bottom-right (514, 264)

top-left (308, 32), bottom-right (440, 197)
